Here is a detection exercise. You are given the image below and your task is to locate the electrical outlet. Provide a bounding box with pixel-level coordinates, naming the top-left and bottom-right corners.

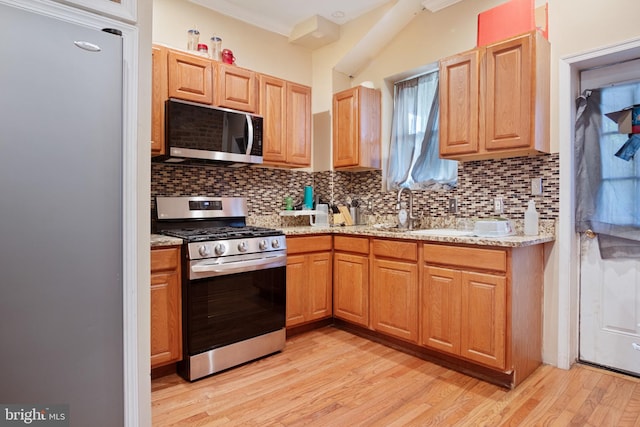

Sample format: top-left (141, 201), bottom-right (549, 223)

top-left (448, 198), bottom-right (458, 213)
top-left (494, 197), bottom-right (504, 214)
top-left (531, 177), bottom-right (543, 195)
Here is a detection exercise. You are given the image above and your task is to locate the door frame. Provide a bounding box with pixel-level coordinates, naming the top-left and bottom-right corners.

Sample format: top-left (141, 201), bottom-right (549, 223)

top-left (558, 37), bottom-right (640, 370)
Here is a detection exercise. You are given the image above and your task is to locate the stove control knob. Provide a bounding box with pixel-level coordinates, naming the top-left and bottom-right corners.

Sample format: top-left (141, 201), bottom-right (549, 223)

top-left (214, 243), bottom-right (226, 256)
top-left (198, 245), bottom-right (211, 257)
top-left (237, 241), bottom-right (248, 252)
top-left (271, 239), bottom-right (280, 249)
top-left (259, 240), bottom-right (268, 250)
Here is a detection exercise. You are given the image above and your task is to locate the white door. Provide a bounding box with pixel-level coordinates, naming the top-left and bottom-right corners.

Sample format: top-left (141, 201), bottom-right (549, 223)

top-left (578, 62), bottom-right (640, 376)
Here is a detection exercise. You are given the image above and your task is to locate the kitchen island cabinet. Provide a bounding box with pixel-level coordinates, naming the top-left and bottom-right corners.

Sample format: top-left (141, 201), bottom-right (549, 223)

top-left (439, 31), bottom-right (550, 160)
top-left (150, 246), bottom-right (182, 369)
top-left (333, 235), bottom-right (370, 327)
top-left (371, 239), bottom-right (419, 343)
top-left (259, 74), bottom-right (311, 167)
top-left (332, 86), bottom-right (381, 170)
top-left (285, 235), bottom-right (332, 327)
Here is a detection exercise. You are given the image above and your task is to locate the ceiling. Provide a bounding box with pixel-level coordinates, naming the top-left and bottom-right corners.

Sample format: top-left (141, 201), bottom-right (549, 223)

top-left (189, 0), bottom-right (395, 37)
top-left (186, 0), bottom-right (465, 75)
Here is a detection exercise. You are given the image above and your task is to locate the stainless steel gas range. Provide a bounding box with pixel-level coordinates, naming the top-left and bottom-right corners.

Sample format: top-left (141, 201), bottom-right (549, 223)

top-left (155, 196), bottom-right (287, 381)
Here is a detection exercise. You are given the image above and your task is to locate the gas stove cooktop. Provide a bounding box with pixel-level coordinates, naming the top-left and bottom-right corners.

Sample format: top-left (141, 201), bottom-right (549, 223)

top-left (161, 225), bottom-right (283, 242)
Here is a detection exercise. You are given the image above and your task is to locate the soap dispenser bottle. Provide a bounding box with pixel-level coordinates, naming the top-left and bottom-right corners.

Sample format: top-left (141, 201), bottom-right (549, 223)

top-left (398, 201), bottom-right (409, 229)
top-left (524, 200), bottom-right (539, 235)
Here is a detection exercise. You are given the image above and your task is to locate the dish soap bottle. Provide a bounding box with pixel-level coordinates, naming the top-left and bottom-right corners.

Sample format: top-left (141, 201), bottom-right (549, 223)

top-left (524, 200), bottom-right (539, 235)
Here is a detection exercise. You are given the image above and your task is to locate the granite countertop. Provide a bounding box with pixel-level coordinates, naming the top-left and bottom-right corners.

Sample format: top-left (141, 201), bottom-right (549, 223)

top-left (279, 225), bottom-right (554, 248)
top-left (151, 223), bottom-right (555, 249)
top-left (151, 234), bottom-right (183, 248)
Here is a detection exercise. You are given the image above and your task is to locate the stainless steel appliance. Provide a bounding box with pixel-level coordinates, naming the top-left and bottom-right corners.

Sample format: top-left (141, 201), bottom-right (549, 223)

top-left (1, 2), bottom-right (125, 424)
top-left (155, 196), bottom-right (286, 381)
top-left (156, 98), bottom-right (264, 166)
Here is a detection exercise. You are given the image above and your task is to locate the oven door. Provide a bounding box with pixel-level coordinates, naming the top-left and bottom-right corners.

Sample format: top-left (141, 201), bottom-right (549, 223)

top-left (184, 262), bottom-right (286, 356)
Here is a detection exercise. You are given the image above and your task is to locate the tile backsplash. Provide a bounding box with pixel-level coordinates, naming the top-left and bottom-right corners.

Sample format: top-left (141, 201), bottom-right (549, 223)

top-left (151, 153), bottom-right (559, 223)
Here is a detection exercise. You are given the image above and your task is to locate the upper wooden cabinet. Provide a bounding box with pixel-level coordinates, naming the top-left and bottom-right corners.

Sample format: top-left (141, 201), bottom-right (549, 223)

top-left (259, 74), bottom-right (311, 167)
top-left (216, 63), bottom-right (258, 113)
top-left (151, 45), bottom-right (168, 156)
top-left (332, 86), bottom-right (381, 170)
top-left (167, 49), bottom-right (213, 105)
top-left (439, 31), bottom-right (550, 161)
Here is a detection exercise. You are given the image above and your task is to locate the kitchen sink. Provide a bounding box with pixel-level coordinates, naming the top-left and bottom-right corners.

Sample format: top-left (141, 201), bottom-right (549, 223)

top-left (406, 228), bottom-right (473, 237)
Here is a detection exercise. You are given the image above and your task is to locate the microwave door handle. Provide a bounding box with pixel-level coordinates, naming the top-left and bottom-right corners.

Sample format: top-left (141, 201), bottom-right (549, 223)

top-left (245, 115), bottom-right (254, 155)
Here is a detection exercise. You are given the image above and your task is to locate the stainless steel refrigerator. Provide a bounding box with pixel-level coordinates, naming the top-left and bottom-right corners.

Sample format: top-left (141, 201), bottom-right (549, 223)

top-left (0, 2), bottom-right (124, 425)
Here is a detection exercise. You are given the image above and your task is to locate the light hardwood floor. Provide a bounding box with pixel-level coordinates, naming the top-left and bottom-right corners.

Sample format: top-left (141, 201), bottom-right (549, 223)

top-left (152, 327), bottom-right (640, 426)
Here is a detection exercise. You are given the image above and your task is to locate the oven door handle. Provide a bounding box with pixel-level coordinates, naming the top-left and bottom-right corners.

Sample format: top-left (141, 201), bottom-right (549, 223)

top-left (191, 255), bottom-right (286, 277)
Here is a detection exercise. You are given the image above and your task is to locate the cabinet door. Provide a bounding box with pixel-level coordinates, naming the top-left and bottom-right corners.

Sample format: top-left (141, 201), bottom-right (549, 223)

top-left (372, 258), bottom-right (418, 342)
top-left (439, 50), bottom-right (480, 157)
top-left (460, 271), bottom-right (506, 370)
top-left (260, 75), bottom-right (287, 164)
top-left (333, 252), bottom-right (369, 326)
top-left (307, 252), bottom-right (332, 321)
top-left (286, 82), bottom-right (311, 166)
top-left (151, 45), bottom-right (167, 156)
top-left (151, 247), bottom-right (182, 369)
top-left (422, 266), bottom-right (461, 355)
top-left (484, 33), bottom-right (532, 151)
top-left (333, 88), bottom-right (359, 168)
top-left (150, 271), bottom-right (181, 368)
top-left (216, 63), bottom-right (258, 113)
top-left (167, 50), bottom-right (213, 104)
top-left (286, 254), bottom-right (307, 327)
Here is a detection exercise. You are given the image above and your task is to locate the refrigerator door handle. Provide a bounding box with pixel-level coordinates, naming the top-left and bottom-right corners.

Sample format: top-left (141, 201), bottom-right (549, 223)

top-left (73, 40), bottom-right (101, 52)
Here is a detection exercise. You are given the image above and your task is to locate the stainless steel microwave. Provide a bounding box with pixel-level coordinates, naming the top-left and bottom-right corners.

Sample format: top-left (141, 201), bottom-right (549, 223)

top-left (158, 98), bottom-right (263, 166)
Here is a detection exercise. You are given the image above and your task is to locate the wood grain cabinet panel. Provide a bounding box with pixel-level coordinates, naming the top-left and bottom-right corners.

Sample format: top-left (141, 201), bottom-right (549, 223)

top-left (439, 31), bottom-right (550, 161)
top-left (216, 63), bottom-right (258, 113)
top-left (167, 50), bottom-right (213, 104)
top-left (332, 86), bottom-right (381, 170)
top-left (421, 242), bottom-right (543, 385)
top-left (259, 74), bottom-right (311, 167)
top-left (371, 258), bottom-right (418, 342)
top-left (150, 247), bottom-right (182, 369)
top-left (286, 236), bottom-right (332, 327)
top-left (333, 251), bottom-right (369, 327)
top-left (151, 45), bottom-right (167, 156)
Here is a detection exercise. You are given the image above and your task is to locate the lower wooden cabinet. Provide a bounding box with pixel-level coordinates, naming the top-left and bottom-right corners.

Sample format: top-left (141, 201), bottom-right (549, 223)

top-left (150, 246), bottom-right (182, 369)
top-left (371, 239), bottom-right (419, 343)
top-left (421, 242), bottom-right (542, 385)
top-left (333, 236), bottom-right (370, 327)
top-left (423, 265), bottom-right (506, 369)
top-left (286, 236), bottom-right (332, 327)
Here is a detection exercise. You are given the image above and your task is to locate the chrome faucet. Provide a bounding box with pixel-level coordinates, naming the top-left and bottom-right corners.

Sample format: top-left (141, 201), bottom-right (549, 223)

top-left (397, 187), bottom-right (417, 230)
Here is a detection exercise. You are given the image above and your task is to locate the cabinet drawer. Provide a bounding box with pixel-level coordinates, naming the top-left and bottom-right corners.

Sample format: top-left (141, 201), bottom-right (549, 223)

top-left (373, 239), bottom-right (417, 262)
top-left (287, 235), bottom-right (332, 254)
top-left (334, 235), bottom-right (369, 254)
top-left (151, 247), bottom-right (180, 273)
top-left (423, 244), bottom-right (506, 272)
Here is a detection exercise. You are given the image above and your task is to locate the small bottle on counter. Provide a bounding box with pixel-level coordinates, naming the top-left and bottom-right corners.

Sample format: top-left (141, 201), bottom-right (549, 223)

top-left (524, 199), bottom-right (539, 235)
